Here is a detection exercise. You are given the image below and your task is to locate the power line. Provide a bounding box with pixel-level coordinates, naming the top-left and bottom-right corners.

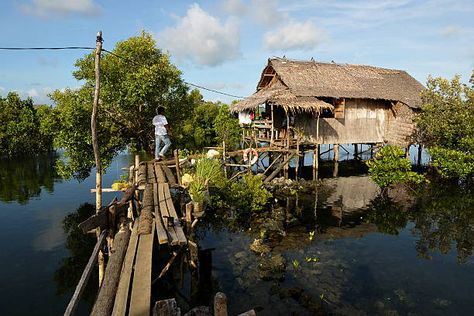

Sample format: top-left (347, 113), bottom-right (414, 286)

top-left (0, 46), bottom-right (95, 50)
top-left (101, 48), bottom-right (244, 99)
top-left (0, 46), bottom-right (245, 99)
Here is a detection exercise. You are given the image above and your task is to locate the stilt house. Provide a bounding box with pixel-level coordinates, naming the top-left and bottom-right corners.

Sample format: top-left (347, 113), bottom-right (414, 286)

top-left (231, 57), bottom-right (425, 150)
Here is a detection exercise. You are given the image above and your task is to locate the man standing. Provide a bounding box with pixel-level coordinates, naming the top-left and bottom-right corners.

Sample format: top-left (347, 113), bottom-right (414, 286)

top-left (153, 106), bottom-right (171, 161)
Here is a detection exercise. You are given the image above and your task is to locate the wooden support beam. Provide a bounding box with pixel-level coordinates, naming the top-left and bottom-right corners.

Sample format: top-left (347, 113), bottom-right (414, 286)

top-left (112, 221), bottom-right (139, 316)
top-left (91, 227), bottom-right (131, 316)
top-left (152, 299), bottom-right (181, 316)
top-left (64, 230), bottom-right (107, 316)
top-left (214, 292), bottom-right (228, 316)
top-left (264, 154), bottom-right (295, 183)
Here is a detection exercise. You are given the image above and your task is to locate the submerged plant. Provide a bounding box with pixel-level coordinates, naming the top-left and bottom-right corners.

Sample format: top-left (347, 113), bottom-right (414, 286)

top-left (305, 256), bottom-right (320, 263)
top-left (292, 259), bottom-right (300, 270)
top-left (308, 230), bottom-right (315, 241)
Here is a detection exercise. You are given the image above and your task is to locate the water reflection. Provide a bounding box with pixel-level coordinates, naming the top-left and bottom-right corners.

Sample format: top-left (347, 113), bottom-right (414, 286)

top-left (194, 174), bottom-right (474, 315)
top-left (0, 153), bottom-right (59, 204)
top-left (54, 203), bottom-right (98, 313)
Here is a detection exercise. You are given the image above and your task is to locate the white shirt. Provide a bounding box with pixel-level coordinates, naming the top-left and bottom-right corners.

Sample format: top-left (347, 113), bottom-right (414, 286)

top-left (153, 115), bottom-right (168, 136)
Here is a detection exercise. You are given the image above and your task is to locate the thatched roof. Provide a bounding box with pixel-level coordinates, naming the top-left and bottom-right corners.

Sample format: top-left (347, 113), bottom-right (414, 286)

top-left (232, 80), bottom-right (333, 113)
top-left (231, 58), bottom-right (424, 112)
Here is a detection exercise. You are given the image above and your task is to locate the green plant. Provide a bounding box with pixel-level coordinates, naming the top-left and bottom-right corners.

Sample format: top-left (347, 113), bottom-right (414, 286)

top-left (416, 73), bottom-right (474, 179)
top-left (308, 230), bottom-right (315, 241)
top-left (292, 259), bottom-right (300, 270)
top-left (366, 145), bottom-right (427, 190)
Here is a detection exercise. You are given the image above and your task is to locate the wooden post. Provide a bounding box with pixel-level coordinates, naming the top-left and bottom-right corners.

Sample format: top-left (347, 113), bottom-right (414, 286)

top-left (405, 145), bottom-right (411, 160)
top-left (270, 104), bottom-right (274, 145)
top-left (222, 141), bottom-right (227, 177)
top-left (284, 113), bottom-right (290, 177)
top-left (295, 140), bottom-right (300, 179)
top-left (91, 31), bottom-right (105, 287)
top-left (214, 292), bottom-right (228, 316)
top-left (334, 144), bottom-right (339, 162)
top-left (417, 144), bottom-right (422, 166)
top-left (134, 155), bottom-right (140, 185)
top-left (312, 146), bottom-right (319, 171)
top-left (174, 149), bottom-right (181, 185)
top-left (353, 143), bottom-right (358, 159)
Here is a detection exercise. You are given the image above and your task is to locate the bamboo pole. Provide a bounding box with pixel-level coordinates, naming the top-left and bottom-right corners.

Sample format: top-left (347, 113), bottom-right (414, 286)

top-left (91, 31), bottom-right (104, 286)
top-left (270, 104), bottom-right (274, 145)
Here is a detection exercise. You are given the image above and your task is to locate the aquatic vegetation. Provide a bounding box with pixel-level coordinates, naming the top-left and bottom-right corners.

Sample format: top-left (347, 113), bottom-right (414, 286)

top-left (305, 256), bottom-right (319, 263)
top-left (308, 230), bottom-right (315, 241)
top-left (366, 145), bottom-right (427, 190)
top-left (292, 259), bottom-right (300, 270)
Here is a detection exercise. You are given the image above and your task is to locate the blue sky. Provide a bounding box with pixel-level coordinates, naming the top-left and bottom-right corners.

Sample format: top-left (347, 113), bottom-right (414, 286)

top-left (0, 0), bottom-right (473, 104)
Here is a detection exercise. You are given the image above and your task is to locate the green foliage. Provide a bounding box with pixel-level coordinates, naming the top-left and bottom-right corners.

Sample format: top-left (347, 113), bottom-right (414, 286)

top-left (188, 158), bottom-right (225, 203)
top-left (0, 92), bottom-right (56, 157)
top-left (214, 104), bottom-right (241, 150)
top-left (366, 145), bottom-right (427, 189)
top-left (226, 173), bottom-right (272, 212)
top-left (52, 32), bottom-right (198, 179)
top-left (416, 73), bottom-right (474, 179)
top-left (181, 101), bottom-right (220, 149)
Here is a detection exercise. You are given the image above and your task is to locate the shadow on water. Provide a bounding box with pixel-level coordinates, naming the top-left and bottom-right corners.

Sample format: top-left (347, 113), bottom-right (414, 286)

top-left (54, 203), bottom-right (98, 315)
top-left (0, 152), bottom-right (60, 204)
top-left (171, 162), bottom-right (474, 315)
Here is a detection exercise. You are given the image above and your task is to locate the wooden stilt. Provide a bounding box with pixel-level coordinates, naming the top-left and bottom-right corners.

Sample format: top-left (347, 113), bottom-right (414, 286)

top-left (334, 144), bottom-right (339, 162)
top-left (417, 144), bottom-right (422, 166)
top-left (354, 143), bottom-right (358, 159)
top-left (312, 146), bottom-right (319, 171)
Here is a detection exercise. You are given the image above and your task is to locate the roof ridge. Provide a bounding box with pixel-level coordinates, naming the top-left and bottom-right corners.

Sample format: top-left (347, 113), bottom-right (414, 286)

top-left (269, 57), bottom-right (405, 73)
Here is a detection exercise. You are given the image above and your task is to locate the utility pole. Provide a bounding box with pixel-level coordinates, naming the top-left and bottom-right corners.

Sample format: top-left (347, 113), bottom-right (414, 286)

top-left (91, 31), bottom-right (104, 286)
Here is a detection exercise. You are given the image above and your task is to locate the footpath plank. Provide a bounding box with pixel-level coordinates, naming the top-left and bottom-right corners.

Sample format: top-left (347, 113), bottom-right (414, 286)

top-left (112, 221), bottom-right (139, 316)
top-left (129, 224), bottom-right (155, 316)
top-left (158, 183), bottom-right (179, 245)
top-left (153, 163), bottom-right (166, 183)
top-left (161, 164), bottom-right (177, 186)
top-left (153, 183), bottom-right (168, 245)
top-left (163, 183), bottom-right (187, 245)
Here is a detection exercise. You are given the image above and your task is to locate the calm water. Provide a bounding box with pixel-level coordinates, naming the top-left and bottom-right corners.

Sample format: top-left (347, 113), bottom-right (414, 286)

top-left (0, 153), bottom-right (472, 315)
top-left (0, 153), bottom-right (135, 316)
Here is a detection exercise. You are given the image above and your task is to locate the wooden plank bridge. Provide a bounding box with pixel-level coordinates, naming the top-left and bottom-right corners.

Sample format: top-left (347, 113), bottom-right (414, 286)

top-left (66, 160), bottom-right (189, 316)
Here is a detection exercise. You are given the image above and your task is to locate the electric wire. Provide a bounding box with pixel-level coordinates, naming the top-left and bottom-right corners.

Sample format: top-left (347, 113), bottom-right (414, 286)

top-left (0, 46), bottom-right (244, 99)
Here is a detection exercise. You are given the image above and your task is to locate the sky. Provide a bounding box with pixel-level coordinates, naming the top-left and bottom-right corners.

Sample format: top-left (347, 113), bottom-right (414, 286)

top-left (0, 0), bottom-right (473, 104)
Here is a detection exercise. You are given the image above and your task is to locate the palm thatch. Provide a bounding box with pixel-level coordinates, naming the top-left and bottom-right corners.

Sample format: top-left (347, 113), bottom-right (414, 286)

top-left (232, 83), bottom-right (333, 113)
top-left (231, 58), bottom-right (424, 113)
top-left (261, 58), bottom-right (424, 108)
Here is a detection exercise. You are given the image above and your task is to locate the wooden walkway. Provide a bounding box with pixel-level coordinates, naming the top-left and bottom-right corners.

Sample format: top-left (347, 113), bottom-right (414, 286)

top-left (113, 161), bottom-right (186, 316)
top-left (70, 160), bottom-right (188, 316)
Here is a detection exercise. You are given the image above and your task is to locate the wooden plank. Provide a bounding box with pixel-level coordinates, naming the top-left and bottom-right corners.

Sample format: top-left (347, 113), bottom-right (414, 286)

top-left (163, 183), bottom-right (187, 245)
top-left (147, 162), bottom-right (156, 183)
top-left (153, 183), bottom-right (169, 244)
top-left (129, 224), bottom-right (155, 316)
top-left (112, 221), bottom-right (139, 316)
top-left (161, 164), bottom-right (177, 186)
top-left (139, 184), bottom-right (153, 235)
top-left (91, 227), bottom-right (132, 316)
top-left (154, 163), bottom-right (166, 184)
top-left (65, 230), bottom-right (107, 316)
top-left (158, 183), bottom-right (179, 245)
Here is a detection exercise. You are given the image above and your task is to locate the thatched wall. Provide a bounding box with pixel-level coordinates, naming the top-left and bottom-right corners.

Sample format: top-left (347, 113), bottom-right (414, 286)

top-left (295, 99), bottom-right (388, 144)
top-left (384, 102), bottom-right (416, 147)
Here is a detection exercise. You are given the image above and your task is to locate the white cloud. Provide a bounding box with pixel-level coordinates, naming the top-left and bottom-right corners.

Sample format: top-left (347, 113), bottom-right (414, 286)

top-left (27, 88), bottom-right (39, 98)
top-left (223, 0), bottom-right (247, 16)
top-left (158, 4), bottom-right (240, 66)
top-left (19, 0), bottom-right (101, 17)
top-left (0, 86), bottom-right (5, 94)
top-left (264, 21), bottom-right (324, 51)
top-left (251, 0), bottom-right (287, 26)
